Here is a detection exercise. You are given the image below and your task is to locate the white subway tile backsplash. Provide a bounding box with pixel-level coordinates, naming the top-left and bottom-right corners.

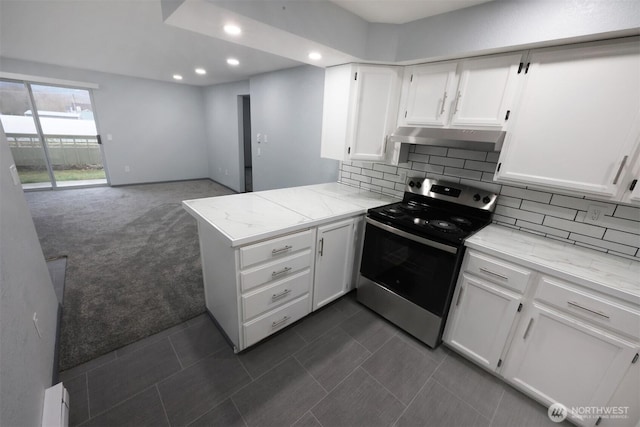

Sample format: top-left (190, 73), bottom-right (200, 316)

top-left (614, 205), bottom-right (640, 221)
top-left (520, 200), bottom-right (577, 221)
top-left (570, 233), bottom-right (636, 256)
top-left (415, 146), bottom-right (447, 156)
top-left (496, 195), bottom-right (522, 209)
top-left (603, 229), bottom-right (640, 247)
top-left (362, 169), bottom-right (384, 179)
top-left (430, 156), bottom-right (465, 168)
top-left (338, 144), bottom-right (640, 258)
top-left (543, 216), bottom-right (605, 239)
top-left (464, 160), bottom-right (498, 173)
top-left (495, 205), bottom-right (545, 224)
top-left (550, 194), bottom-right (616, 215)
top-left (444, 167), bottom-right (482, 180)
top-left (447, 148), bottom-right (487, 161)
top-left (501, 186), bottom-right (552, 204)
top-left (373, 164), bottom-right (398, 174)
top-left (514, 220), bottom-right (570, 239)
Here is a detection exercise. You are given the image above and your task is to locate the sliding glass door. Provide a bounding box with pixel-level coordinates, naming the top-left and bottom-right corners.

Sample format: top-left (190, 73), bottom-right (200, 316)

top-left (0, 79), bottom-right (108, 189)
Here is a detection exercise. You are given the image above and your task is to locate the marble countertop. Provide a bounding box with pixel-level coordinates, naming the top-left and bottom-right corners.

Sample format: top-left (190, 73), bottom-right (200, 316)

top-left (466, 224), bottom-right (640, 303)
top-left (183, 182), bottom-right (397, 247)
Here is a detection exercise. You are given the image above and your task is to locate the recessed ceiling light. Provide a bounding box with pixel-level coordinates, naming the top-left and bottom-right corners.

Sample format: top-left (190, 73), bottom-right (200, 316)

top-left (308, 52), bottom-right (322, 61)
top-left (227, 58), bottom-right (240, 66)
top-left (224, 24), bottom-right (241, 35)
top-left (173, 74), bottom-right (183, 80)
top-left (195, 68), bottom-right (207, 75)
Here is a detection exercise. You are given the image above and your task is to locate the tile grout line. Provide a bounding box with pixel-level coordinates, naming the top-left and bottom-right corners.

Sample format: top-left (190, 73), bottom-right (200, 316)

top-left (167, 335), bottom-right (184, 370)
top-left (85, 372), bottom-right (91, 422)
top-left (488, 389), bottom-right (506, 426)
top-left (229, 397), bottom-right (249, 427)
top-left (291, 352), bottom-right (331, 396)
top-left (390, 352), bottom-right (449, 426)
top-left (154, 384), bottom-right (172, 427)
top-left (359, 365), bottom-right (407, 411)
top-left (76, 384), bottom-right (160, 426)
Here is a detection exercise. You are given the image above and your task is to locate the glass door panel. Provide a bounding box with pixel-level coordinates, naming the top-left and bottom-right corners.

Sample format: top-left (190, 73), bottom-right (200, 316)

top-left (30, 84), bottom-right (107, 187)
top-left (0, 80), bottom-right (52, 189)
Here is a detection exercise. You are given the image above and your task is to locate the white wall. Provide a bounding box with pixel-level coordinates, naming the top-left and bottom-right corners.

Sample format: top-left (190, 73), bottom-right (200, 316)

top-left (0, 127), bottom-right (59, 427)
top-left (249, 65), bottom-right (339, 191)
top-left (202, 80), bottom-right (250, 192)
top-left (0, 58), bottom-right (210, 186)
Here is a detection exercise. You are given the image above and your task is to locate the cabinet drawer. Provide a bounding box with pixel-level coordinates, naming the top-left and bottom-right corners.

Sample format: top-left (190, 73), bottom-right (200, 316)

top-left (242, 270), bottom-right (312, 321)
top-left (243, 295), bottom-right (309, 347)
top-left (536, 276), bottom-right (640, 339)
top-left (465, 250), bottom-right (532, 294)
top-left (240, 250), bottom-right (312, 293)
top-left (240, 229), bottom-right (314, 268)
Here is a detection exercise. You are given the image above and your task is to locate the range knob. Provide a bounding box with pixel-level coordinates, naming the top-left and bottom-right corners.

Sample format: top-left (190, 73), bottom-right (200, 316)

top-left (415, 182), bottom-right (422, 189)
top-left (483, 196), bottom-right (492, 204)
top-left (409, 181), bottom-right (415, 187)
top-left (473, 193), bottom-right (481, 201)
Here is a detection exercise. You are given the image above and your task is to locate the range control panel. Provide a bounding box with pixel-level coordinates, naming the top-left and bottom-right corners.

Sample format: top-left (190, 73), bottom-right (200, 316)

top-left (406, 178), bottom-right (498, 211)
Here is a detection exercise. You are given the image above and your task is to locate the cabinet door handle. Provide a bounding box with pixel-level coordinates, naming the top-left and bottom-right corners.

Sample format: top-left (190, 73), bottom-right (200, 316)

top-left (568, 301), bottom-right (610, 319)
top-left (319, 238), bottom-right (324, 256)
top-left (612, 155), bottom-right (628, 185)
top-left (455, 287), bottom-right (464, 306)
top-left (439, 91), bottom-right (448, 115)
top-left (271, 245), bottom-right (292, 255)
top-left (523, 318), bottom-right (534, 340)
top-left (271, 288), bottom-right (291, 301)
top-left (271, 316), bottom-right (290, 328)
top-left (479, 268), bottom-right (508, 281)
top-left (271, 267), bottom-right (292, 277)
top-left (453, 91), bottom-right (462, 114)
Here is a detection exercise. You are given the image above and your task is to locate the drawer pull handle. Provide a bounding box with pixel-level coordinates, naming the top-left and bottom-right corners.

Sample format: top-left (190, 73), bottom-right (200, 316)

top-left (271, 289), bottom-right (291, 301)
top-left (272, 267), bottom-right (292, 277)
top-left (271, 316), bottom-right (290, 328)
top-left (568, 301), bottom-right (610, 319)
top-left (523, 318), bottom-right (534, 340)
top-left (479, 268), bottom-right (508, 281)
top-left (439, 91), bottom-right (448, 115)
top-left (272, 245), bottom-right (292, 255)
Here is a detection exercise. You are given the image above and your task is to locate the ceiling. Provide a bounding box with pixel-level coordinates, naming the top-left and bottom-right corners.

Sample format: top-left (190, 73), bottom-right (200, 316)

top-left (328, 0), bottom-right (493, 24)
top-left (0, 0), bottom-right (493, 86)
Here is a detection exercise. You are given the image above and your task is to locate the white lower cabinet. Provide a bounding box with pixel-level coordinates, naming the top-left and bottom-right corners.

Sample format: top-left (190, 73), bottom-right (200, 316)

top-left (313, 218), bottom-right (356, 310)
top-left (503, 302), bottom-right (638, 426)
top-left (444, 273), bottom-right (523, 371)
top-left (445, 249), bottom-right (640, 427)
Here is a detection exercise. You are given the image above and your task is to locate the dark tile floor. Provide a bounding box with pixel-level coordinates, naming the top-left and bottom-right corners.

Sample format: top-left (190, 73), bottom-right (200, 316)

top-left (60, 293), bottom-right (562, 427)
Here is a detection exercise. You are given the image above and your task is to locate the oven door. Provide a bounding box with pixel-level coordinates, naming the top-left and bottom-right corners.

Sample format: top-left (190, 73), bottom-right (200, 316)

top-left (360, 217), bottom-right (462, 317)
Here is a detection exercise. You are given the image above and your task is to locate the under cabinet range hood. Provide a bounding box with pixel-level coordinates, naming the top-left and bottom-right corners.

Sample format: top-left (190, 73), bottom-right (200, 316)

top-left (389, 127), bottom-right (506, 152)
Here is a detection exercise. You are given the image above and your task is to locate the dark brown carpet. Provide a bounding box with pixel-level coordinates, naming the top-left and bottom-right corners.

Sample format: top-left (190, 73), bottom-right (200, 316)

top-left (25, 179), bottom-right (235, 370)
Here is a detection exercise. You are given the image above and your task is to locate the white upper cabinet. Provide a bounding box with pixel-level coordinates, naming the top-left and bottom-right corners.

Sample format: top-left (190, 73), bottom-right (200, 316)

top-left (401, 62), bottom-right (458, 126)
top-left (398, 52), bottom-right (524, 129)
top-left (321, 64), bottom-right (402, 162)
top-left (495, 39), bottom-right (640, 199)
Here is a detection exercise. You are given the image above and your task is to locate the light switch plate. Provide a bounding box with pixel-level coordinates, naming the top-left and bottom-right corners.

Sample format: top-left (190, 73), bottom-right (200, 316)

top-left (9, 164), bottom-right (20, 186)
top-left (584, 205), bottom-right (606, 224)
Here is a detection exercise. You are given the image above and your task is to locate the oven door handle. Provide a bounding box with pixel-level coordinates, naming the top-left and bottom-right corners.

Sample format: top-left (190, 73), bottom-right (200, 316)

top-left (365, 217), bottom-right (458, 255)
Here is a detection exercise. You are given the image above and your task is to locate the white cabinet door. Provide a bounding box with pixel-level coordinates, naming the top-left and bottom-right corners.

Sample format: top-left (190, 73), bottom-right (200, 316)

top-left (350, 65), bottom-right (403, 161)
top-left (450, 53), bottom-right (524, 128)
top-left (496, 39), bottom-right (640, 198)
top-left (503, 303), bottom-right (638, 426)
top-left (320, 64), bottom-right (402, 162)
top-left (400, 62), bottom-right (458, 127)
top-left (444, 273), bottom-right (522, 372)
top-left (313, 218), bottom-right (355, 310)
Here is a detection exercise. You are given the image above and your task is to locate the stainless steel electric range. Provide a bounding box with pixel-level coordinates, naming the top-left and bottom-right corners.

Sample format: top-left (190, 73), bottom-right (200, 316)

top-left (357, 178), bottom-right (498, 347)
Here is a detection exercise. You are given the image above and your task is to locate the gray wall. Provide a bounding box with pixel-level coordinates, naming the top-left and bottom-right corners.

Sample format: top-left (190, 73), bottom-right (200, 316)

top-left (249, 65), bottom-right (339, 191)
top-left (0, 58), bottom-right (209, 186)
top-left (0, 127), bottom-right (59, 427)
top-left (202, 80), bottom-right (250, 192)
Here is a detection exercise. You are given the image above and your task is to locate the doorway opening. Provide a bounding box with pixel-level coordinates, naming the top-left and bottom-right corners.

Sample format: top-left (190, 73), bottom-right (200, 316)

top-left (240, 95), bottom-right (252, 192)
top-left (0, 79), bottom-right (109, 190)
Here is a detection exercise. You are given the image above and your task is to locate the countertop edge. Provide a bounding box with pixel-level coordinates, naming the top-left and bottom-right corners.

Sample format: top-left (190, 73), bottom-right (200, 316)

top-left (465, 228), bottom-right (640, 305)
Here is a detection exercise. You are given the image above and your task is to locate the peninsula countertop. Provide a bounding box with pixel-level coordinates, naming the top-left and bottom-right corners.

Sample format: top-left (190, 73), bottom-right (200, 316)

top-left (466, 224), bottom-right (640, 303)
top-left (182, 182), bottom-right (397, 247)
